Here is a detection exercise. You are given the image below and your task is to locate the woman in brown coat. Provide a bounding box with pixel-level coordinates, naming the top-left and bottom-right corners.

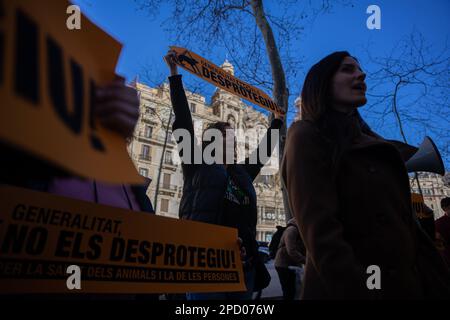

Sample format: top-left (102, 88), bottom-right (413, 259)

top-left (282, 51), bottom-right (450, 299)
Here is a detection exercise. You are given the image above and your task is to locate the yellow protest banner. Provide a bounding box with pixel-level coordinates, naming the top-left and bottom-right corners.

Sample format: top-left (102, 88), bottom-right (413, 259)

top-left (0, 185), bottom-right (245, 294)
top-left (170, 46), bottom-right (286, 116)
top-left (0, 0), bottom-right (142, 184)
top-left (411, 193), bottom-right (429, 219)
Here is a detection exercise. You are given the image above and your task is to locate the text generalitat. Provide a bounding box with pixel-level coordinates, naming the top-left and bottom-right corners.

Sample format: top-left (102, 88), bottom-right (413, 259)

top-left (11, 203), bottom-right (122, 234)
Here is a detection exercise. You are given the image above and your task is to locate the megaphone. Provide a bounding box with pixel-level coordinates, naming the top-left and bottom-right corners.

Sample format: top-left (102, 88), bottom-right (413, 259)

top-left (406, 136), bottom-right (445, 175)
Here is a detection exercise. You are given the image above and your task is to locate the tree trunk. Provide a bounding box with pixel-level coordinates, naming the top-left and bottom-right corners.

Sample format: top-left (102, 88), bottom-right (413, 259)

top-left (250, 0), bottom-right (292, 221)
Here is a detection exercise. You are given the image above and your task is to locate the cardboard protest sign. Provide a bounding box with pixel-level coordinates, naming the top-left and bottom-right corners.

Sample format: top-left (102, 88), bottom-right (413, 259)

top-left (170, 46), bottom-right (286, 116)
top-left (0, 0), bottom-right (142, 184)
top-left (0, 185), bottom-right (245, 294)
top-left (411, 193), bottom-right (430, 219)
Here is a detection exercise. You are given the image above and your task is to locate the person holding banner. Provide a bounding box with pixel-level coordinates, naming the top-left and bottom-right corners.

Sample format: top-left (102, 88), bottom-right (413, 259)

top-left (164, 51), bottom-right (283, 300)
top-left (282, 51), bottom-right (450, 299)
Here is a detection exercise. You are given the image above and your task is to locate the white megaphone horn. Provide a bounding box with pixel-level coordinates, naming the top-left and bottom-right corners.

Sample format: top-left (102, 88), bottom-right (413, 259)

top-left (406, 136), bottom-right (445, 175)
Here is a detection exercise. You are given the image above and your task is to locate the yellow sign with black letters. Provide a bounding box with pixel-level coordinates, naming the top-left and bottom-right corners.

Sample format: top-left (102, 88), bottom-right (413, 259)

top-left (170, 46), bottom-right (285, 116)
top-left (0, 0), bottom-right (142, 183)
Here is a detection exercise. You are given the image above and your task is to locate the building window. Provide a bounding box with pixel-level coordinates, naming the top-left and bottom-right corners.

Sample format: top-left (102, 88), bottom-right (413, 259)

top-left (259, 175), bottom-right (272, 185)
top-left (213, 104), bottom-right (220, 116)
top-left (139, 168), bottom-right (148, 177)
top-left (168, 131), bottom-right (175, 143)
top-left (165, 151), bottom-right (173, 165)
top-left (144, 125), bottom-right (152, 138)
top-left (140, 144), bottom-right (151, 161)
top-left (190, 103), bottom-right (196, 113)
top-left (145, 106), bottom-right (154, 115)
top-left (159, 130), bottom-right (174, 145)
top-left (163, 173), bottom-right (171, 189)
top-left (160, 199), bottom-right (169, 213)
top-left (255, 175), bottom-right (272, 185)
top-left (227, 114), bottom-right (236, 127)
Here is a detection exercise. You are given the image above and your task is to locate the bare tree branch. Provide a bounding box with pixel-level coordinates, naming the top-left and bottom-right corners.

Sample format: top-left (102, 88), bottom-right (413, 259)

top-left (364, 31), bottom-right (450, 165)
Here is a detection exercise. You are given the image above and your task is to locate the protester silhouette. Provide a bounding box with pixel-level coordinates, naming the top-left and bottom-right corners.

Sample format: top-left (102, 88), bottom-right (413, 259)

top-left (164, 50), bottom-right (283, 300)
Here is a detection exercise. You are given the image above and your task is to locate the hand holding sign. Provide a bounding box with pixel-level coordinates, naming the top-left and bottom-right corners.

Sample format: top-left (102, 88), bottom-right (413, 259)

top-left (168, 46), bottom-right (286, 116)
top-left (94, 77), bottom-right (140, 139)
top-left (237, 237), bottom-right (246, 262)
top-left (164, 50), bottom-right (179, 77)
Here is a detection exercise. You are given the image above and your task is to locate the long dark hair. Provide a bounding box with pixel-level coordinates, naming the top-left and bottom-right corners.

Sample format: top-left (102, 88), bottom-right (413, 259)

top-left (301, 51), bottom-right (351, 122)
top-left (300, 51), bottom-right (377, 172)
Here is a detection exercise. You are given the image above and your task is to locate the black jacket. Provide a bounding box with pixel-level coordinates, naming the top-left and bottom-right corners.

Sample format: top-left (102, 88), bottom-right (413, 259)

top-left (169, 75), bottom-right (282, 253)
